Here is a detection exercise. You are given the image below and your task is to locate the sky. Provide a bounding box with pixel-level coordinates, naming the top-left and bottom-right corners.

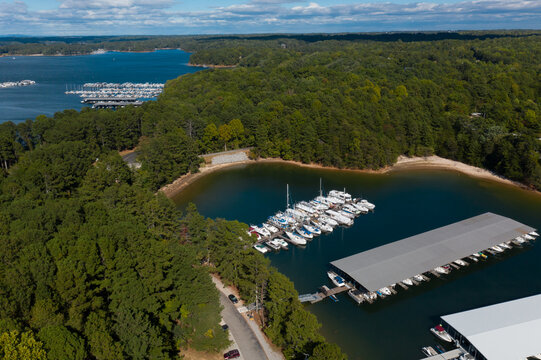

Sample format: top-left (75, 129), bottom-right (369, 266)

top-left (0, 0), bottom-right (540, 35)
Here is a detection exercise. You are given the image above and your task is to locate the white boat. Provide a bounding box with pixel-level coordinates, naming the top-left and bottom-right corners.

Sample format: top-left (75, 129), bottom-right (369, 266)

top-left (434, 266), bottom-right (449, 274)
top-left (514, 236), bottom-right (526, 244)
top-left (413, 274), bottom-right (424, 282)
top-left (296, 227), bottom-right (313, 239)
top-left (523, 234), bottom-right (535, 240)
top-left (274, 238), bottom-right (289, 250)
top-left (468, 255), bottom-right (479, 262)
top-left (327, 196), bottom-right (345, 205)
top-left (319, 215), bottom-right (338, 227)
top-left (327, 271), bottom-right (346, 287)
top-left (250, 225), bottom-right (271, 238)
top-left (430, 325), bottom-right (453, 342)
top-left (310, 200), bottom-right (329, 210)
top-left (295, 202), bottom-right (317, 214)
top-left (263, 223), bottom-right (279, 234)
top-left (303, 224), bottom-right (321, 235)
top-left (490, 245), bottom-right (504, 253)
top-left (348, 288), bottom-right (364, 304)
top-left (285, 231), bottom-right (306, 246)
top-left (325, 210), bottom-right (353, 225)
top-left (328, 189), bottom-right (352, 202)
top-left (472, 252), bottom-right (480, 257)
top-left (498, 242), bottom-right (512, 250)
top-left (454, 259), bottom-right (467, 266)
top-left (269, 216), bottom-right (288, 227)
top-left (312, 219), bottom-right (333, 233)
top-left (358, 199), bottom-right (375, 210)
top-left (379, 287), bottom-right (392, 296)
top-left (351, 202), bottom-right (369, 214)
top-left (529, 231), bottom-right (539, 237)
top-left (422, 346), bottom-right (438, 357)
top-left (402, 278), bottom-right (413, 286)
top-left (253, 244), bottom-right (269, 253)
top-left (276, 212), bottom-right (296, 225)
top-left (338, 210), bottom-right (355, 219)
top-left (286, 208), bottom-right (308, 222)
top-left (343, 204), bottom-right (361, 215)
top-left (315, 196), bottom-right (334, 207)
top-left (265, 239), bottom-right (281, 250)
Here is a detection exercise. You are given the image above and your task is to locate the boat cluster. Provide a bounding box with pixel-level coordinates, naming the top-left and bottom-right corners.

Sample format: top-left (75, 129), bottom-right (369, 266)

top-left (345, 231), bottom-right (539, 305)
top-left (65, 82), bottom-right (164, 99)
top-left (250, 189), bottom-right (375, 254)
top-left (0, 80), bottom-right (36, 88)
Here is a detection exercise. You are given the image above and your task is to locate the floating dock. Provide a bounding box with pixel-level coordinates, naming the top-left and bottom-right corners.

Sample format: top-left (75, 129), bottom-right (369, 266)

top-left (328, 213), bottom-right (536, 302)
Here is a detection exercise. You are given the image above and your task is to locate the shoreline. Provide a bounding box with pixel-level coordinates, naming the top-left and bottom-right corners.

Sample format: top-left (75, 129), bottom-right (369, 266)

top-left (0, 48), bottom-right (183, 58)
top-left (160, 155), bottom-right (540, 199)
top-left (188, 63), bottom-right (236, 68)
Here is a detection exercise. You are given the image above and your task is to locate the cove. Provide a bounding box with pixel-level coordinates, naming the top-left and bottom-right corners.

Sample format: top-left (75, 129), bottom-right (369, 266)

top-left (172, 162), bottom-right (541, 359)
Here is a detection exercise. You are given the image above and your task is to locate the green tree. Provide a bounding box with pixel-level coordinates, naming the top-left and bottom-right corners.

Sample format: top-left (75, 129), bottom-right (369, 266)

top-left (218, 124), bottom-right (232, 151)
top-left (38, 325), bottom-right (87, 360)
top-left (0, 330), bottom-right (47, 360)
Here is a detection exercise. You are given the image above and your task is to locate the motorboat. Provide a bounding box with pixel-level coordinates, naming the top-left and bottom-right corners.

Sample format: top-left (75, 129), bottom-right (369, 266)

top-left (285, 231), bottom-right (306, 246)
top-left (430, 325), bottom-right (453, 342)
top-left (296, 227), bottom-right (313, 239)
top-left (523, 234), bottom-right (535, 240)
top-left (338, 210), bottom-right (355, 219)
top-left (454, 259), bottom-right (467, 266)
top-left (490, 245), bottom-right (504, 253)
top-left (276, 211), bottom-right (297, 225)
top-left (319, 215), bottom-right (338, 227)
top-left (295, 201), bottom-right (317, 214)
top-left (274, 238), bottom-right (289, 250)
top-left (327, 271), bottom-right (346, 287)
top-left (443, 264), bottom-right (452, 272)
top-left (312, 219), bottom-right (333, 233)
top-left (468, 255), bottom-right (479, 262)
top-left (478, 252), bottom-right (488, 259)
top-left (379, 287), bottom-right (392, 296)
top-left (498, 242), bottom-right (512, 250)
top-left (348, 288), bottom-right (364, 304)
top-left (402, 278), bottom-right (413, 286)
top-left (434, 266), bottom-right (449, 274)
top-left (250, 225), bottom-right (271, 238)
top-left (328, 189), bottom-right (352, 202)
top-left (514, 236), bottom-right (526, 244)
top-left (325, 210), bottom-right (353, 226)
top-left (269, 216), bottom-right (288, 227)
top-left (253, 244), bottom-right (269, 254)
top-left (315, 196), bottom-right (334, 207)
top-left (310, 200), bottom-right (329, 211)
top-left (286, 208), bottom-right (308, 222)
top-left (472, 252), bottom-right (480, 258)
top-left (351, 202), bottom-right (369, 214)
top-left (414, 274), bottom-right (425, 282)
top-left (343, 204), bottom-right (361, 215)
top-left (303, 224), bottom-right (321, 235)
top-left (265, 239), bottom-right (281, 250)
top-left (327, 196), bottom-right (345, 205)
top-left (529, 231), bottom-right (539, 237)
top-left (263, 223), bottom-right (279, 234)
top-left (358, 199), bottom-right (375, 210)
top-left (421, 346), bottom-right (438, 357)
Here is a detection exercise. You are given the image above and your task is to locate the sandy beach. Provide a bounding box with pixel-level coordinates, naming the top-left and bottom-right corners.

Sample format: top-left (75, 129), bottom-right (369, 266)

top-left (160, 155), bottom-right (539, 199)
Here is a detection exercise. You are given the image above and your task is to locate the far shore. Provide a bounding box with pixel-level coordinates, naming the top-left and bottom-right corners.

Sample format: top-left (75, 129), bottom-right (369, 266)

top-left (0, 48), bottom-right (182, 58)
top-left (160, 155), bottom-right (540, 199)
top-left (188, 63), bottom-right (236, 68)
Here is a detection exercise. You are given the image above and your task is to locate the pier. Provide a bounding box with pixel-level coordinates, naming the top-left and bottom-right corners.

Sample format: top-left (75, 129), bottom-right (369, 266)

top-left (299, 284), bottom-right (350, 304)
top-left (328, 213), bottom-right (537, 303)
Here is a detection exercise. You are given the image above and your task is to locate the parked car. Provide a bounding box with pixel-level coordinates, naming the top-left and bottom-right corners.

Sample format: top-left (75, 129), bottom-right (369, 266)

top-left (224, 349), bottom-right (240, 359)
top-left (228, 294), bottom-right (238, 304)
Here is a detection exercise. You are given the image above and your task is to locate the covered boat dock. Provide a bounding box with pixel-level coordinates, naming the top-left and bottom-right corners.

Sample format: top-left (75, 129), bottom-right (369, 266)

top-left (330, 212), bottom-right (536, 293)
top-left (440, 294), bottom-right (541, 359)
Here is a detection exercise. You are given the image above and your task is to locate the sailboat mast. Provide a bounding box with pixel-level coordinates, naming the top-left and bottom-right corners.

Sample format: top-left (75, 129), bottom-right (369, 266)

top-left (287, 184), bottom-right (289, 209)
top-left (320, 178), bottom-right (322, 197)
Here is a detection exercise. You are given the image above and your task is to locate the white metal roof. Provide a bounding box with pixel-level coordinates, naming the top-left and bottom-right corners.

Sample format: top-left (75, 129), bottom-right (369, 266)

top-left (330, 213), bottom-right (535, 292)
top-left (442, 294), bottom-right (541, 360)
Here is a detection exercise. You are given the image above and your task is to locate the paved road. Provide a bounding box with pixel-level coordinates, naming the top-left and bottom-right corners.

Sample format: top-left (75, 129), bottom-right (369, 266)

top-left (219, 292), bottom-right (267, 360)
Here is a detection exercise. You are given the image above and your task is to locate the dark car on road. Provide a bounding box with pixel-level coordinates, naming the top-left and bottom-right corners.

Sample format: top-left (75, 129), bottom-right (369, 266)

top-left (228, 294), bottom-right (238, 304)
top-left (224, 349), bottom-right (240, 359)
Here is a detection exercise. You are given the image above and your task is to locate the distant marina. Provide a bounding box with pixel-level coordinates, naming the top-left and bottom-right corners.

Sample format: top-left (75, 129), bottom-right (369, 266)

top-left (64, 82), bottom-right (165, 108)
top-left (0, 79), bottom-right (36, 88)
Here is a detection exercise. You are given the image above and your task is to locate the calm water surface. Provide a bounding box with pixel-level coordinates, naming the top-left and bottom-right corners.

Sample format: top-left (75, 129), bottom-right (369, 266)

top-left (0, 50), bottom-right (199, 123)
top-left (172, 163), bottom-right (541, 360)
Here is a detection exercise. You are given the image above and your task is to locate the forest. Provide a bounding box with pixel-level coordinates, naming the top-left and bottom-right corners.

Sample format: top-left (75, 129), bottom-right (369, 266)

top-left (1, 31), bottom-right (541, 359)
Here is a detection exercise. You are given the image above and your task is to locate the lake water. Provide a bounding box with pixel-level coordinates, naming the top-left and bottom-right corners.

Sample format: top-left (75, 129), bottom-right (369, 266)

top-left (172, 162), bottom-right (541, 359)
top-left (0, 50), bottom-right (199, 123)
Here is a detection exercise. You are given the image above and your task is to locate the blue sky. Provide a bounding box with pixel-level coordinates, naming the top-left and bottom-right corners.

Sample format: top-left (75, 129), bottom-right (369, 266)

top-left (1, 0), bottom-right (540, 35)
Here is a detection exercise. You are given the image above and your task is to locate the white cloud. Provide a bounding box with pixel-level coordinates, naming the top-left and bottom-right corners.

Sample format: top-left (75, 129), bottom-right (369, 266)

top-left (0, 0), bottom-right (540, 35)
